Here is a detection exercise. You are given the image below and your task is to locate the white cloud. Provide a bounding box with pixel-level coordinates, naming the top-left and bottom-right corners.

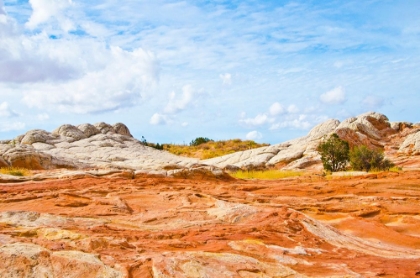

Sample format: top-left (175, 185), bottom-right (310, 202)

top-left (21, 46), bottom-right (159, 114)
top-left (220, 73), bottom-right (232, 85)
top-left (240, 114), bottom-right (270, 126)
top-left (26, 0), bottom-right (74, 31)
top-left (181, 122), bottom-right (189, 127)
top-left (246, 130), bottom-right (263, 140)
top-left (0, 102), bottom-right (18, 117)
top-left (150, 113), bottom-right (169, 125)
top-left (164, 84), bottom-right (195, 114)
top-left (269, 102), bottom-right (284, 116)
top-left (320, 86), bottom-right (346, 104)
top-left (270, 114), bottom-right (311, 130)
top-left (362, 95), bottom-right (384, 109)
top-left (0, 121), bottom-right (25, 132)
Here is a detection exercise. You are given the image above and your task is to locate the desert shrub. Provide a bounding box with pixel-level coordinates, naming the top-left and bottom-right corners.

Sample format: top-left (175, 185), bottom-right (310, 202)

top-left (349, 145), bottom-right (394, 172)
top-left (317, 133), bottom-right (350, 172)
top-left (190, 137), bottom-right (213, 146)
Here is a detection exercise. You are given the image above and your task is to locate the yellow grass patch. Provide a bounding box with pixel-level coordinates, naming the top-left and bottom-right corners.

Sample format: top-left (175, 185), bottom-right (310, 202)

top-left (230, 170), bottom-right (302, 180)
top-left (164, 139), bottom-right (269, 159)
top-left (0, 167), bottom-right (31, 177)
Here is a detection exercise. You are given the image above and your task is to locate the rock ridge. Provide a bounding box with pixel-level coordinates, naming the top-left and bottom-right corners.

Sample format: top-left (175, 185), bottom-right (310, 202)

top-left (204, 111), bottom-right (420, 170)
top-left (1, 112), bottom-right (420, 174)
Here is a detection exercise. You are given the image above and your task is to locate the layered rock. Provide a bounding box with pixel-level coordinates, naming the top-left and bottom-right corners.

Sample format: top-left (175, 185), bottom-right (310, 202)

top-left (0, 242), bottom-right (122, 278)
top-left (1, 172), bottom-right (420, 277)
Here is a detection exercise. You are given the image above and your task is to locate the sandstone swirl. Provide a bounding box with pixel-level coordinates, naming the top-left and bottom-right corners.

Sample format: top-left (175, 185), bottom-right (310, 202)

top-left (1, 172), bottom-right (420, 277)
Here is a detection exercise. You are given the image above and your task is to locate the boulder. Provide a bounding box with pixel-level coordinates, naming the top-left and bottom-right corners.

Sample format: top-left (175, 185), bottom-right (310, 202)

top-left (77, 123), bottom-right (101, 138)
top-left (20, 129), bottom-right (53, 145)
top-left (52, 124), bottom-right (87, 142)
top-left (113, 123), bottom-right (132, 137)
top-left (94, 122), bottom-right (115, 134)
top-left (308, 119), bottom-right (340, 140)
top-left (2, 146), bottom-right (52, 170)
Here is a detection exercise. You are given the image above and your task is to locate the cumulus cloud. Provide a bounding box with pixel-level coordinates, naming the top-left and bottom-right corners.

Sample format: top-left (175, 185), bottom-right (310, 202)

top-left (362, 95), bottom-right (384, 109)
top-left (320, 86), bottom-right (346, 104)
top-left (246, 130), bottom-right (262, 140)
top-left (270, 114), bottom-right (311, 130)
top-left (164, 85), bottom-right (196, 114)
top-left (240, 114), bottom-right (271, 126)
top-left (0, 102), bottom-right (18, 117)
top-left (0, 3), bottom-right (159, 115)
top-left (269, 102), bottom-right (284, 116)
top-left (150, 113), bottom-right (169, 125)
top-left (26, 0), bottom-right (74, 31)
top-left (21, 46), bottom-right (159, 114)
top-left (220, 73), bottom-right (232, 85)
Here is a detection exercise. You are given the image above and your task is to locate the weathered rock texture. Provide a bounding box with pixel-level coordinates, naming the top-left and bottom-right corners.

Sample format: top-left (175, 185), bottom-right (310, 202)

top-left (0, 122), bottom-right (226, 177)
top-left (1, 171), bottom-right (420, 277)
top-left (204, 112), bottom-right (420, 170)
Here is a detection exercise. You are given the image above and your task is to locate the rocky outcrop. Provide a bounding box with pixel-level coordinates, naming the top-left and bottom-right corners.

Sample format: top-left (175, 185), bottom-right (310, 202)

top-left (0, 122), bottom-right (204, 174)
top-left (1, 112), bottom-right (419, 172)
top-left (399, 131), bottom-right (420, 155)
top-left (204, 112), bottom-right (420, 170)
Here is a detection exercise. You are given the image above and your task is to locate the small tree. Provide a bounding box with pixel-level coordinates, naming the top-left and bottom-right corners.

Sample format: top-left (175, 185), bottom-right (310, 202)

top-left (317, 133), bottom-right (349, 172)
top-left (349, 145), bottom-right (394, 172)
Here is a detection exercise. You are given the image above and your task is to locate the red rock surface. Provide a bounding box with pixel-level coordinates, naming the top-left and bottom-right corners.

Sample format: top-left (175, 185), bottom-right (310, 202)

top-left (1, 171), bottom-right (420, 277)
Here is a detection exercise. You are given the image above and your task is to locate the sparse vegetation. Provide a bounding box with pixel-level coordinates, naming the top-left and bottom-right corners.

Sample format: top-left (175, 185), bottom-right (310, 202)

top-left (0, 167), bottom-right (31, 177)
top-left (317, 133), bottom-right (350, 172)
top-left (349, 145), bottom-right (394, 172)
top-left (140, 136), bottom-right (164, 150)
top-left (164, 139), bottom-right (269, 159)
top-left (230, 170), bottom-right (302, 180)
top-left (190, 137), bottom-right (213, 146)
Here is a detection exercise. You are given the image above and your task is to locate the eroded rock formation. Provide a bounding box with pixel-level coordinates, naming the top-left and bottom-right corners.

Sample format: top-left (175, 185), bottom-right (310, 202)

top-left (204, 112), bottom-right (420, 170)
top-left (1, 112), bottom-right (419, 173)
top-left (1, 171), bottom-right (420, 277)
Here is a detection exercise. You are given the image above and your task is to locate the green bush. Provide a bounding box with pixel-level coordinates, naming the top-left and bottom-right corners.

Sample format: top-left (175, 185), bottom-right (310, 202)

top-left (317, 133), bottom-right (350, 172)
top-left (190, 137), bottom-right (213, 146)
top-left (349, 145), bottom-right (394, 172)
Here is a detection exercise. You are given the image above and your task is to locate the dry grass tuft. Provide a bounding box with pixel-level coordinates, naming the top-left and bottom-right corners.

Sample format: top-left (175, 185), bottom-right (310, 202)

top-left (0, 167), bottom-right (31, 177)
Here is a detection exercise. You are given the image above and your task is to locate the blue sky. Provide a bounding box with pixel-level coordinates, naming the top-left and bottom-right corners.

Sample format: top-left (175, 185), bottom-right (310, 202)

top-left (0, 0), bottom-right (419, 144)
